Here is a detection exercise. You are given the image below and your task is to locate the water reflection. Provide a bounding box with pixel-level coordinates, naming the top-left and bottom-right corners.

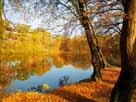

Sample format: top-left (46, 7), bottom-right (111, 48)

top-left (59, 75), bottom-right (70, 86)
top-left (0, 52), bottom-right (93, 93)
top-left (27, 84), bottom-right (51, 93)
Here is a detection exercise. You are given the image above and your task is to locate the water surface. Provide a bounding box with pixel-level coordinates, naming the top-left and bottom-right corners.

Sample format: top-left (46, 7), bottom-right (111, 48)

top-left (0, 53), bottom-right (93, 93)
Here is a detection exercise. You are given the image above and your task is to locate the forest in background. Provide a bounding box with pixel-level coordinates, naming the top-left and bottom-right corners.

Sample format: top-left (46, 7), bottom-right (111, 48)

top-left (1, 20), bottom-right (120, 65)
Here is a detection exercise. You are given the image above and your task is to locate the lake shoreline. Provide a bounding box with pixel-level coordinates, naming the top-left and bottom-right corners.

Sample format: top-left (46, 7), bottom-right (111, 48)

top-left (2, 67), bottom-right (131, 102)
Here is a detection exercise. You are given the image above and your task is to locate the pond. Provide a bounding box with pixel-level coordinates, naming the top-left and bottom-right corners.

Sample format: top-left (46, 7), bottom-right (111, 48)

top-left (0, 53), bottom-right (93, 93)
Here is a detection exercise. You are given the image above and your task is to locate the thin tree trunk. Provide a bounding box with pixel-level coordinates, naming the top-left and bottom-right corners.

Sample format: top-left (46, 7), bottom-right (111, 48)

top-left (0, 0), bottom-right (4, 39)
top-left (77, 0), bottom-right (107, 81)
top-left (0, 0), bottom-right (4, 57)
top-left (0, 0), bottom-right (2, 22)
top-left (110, 0), bottom-right (136, 101)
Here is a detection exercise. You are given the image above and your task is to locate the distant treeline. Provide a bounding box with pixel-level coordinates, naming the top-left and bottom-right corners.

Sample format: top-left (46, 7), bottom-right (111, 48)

top-left (1, 22), bottom-right (120, 65)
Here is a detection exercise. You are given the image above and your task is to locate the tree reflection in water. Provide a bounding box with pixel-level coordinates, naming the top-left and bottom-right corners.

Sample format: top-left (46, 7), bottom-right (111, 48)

top-left (59, 75), bottom-right (70, 86)
top-left (27, 84), bottom-right (51, 93)
top-left (0, 52), bottom-right (91, 92)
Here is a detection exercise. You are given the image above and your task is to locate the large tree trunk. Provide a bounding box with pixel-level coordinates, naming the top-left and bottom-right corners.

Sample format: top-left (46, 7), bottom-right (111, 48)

top-left (110, 0), bottom-right (136, 101)
top-left (77, 0), bottom-right (107, 81)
